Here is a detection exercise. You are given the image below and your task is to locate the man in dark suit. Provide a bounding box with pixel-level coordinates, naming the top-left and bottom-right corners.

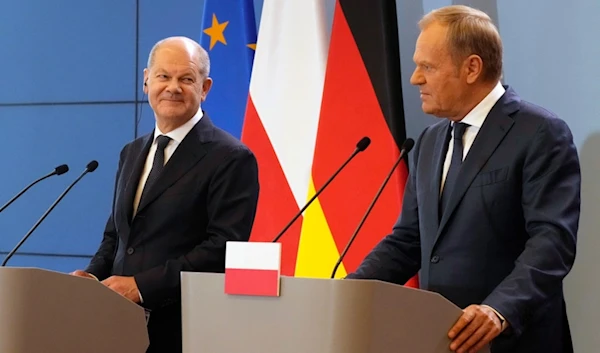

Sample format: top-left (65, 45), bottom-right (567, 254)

top-left (346, 5), bottom-right (580, 353)
top-left (71, 36), bottom-right (260, 352)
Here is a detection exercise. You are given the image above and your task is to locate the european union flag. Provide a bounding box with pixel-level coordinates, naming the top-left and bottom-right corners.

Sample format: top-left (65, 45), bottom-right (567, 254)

top-left (200, 0), bottom-right (257, 138)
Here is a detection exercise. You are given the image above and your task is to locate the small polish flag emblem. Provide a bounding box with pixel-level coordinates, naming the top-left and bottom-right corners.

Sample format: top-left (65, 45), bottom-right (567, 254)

top-left (224, 241), bottom-right (282, 296)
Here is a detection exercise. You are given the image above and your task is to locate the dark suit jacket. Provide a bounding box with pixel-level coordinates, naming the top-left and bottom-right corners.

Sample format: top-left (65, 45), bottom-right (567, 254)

top-left (86, 113), bottom-right (259, 352)
top-left (347, 87), bottom-right (580, 353)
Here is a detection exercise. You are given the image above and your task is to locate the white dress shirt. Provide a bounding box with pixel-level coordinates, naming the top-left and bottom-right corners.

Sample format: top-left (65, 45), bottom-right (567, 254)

top-left (131, 107), bottom-right (203, 305)
top-left (89, 108), bottom-right (204, 306)
top-left (440, 82), bottom-right (506, 193)
top-left (132, 108), bottom-right (203, 216)
top-left (438, 81), bottom-right (509, 330)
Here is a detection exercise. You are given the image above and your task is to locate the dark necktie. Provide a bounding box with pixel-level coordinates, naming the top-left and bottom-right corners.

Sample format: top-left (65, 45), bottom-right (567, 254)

top-left (140, 135), bottom-right (171, 204)
top-left (440, 122), bottom-right (468, 217)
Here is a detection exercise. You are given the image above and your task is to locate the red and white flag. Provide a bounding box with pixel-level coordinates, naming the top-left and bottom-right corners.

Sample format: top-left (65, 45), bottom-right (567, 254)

top-left (224, 241), bottom-right (282, 296)
top-left (241, 0), bottom-right (329, 276)
top-left (240, 0), bottom-right (417, 287)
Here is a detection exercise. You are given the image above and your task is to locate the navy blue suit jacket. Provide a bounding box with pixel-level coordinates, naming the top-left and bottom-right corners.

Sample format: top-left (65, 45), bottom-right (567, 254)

top-left (347, 87), bottom-right (580, 353)
top-left (86, 113), bottom-right (259, 352)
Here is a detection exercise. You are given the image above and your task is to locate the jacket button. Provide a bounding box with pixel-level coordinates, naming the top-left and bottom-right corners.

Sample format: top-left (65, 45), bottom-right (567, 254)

top-left (127, 247), bottom-right (134, 255)
top-left (430, 255), bottom-right (440, 263)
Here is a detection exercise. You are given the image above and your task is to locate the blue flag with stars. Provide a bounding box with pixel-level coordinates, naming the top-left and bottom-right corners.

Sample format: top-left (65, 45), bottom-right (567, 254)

top-left (200, 0), bottom-right (257, 138)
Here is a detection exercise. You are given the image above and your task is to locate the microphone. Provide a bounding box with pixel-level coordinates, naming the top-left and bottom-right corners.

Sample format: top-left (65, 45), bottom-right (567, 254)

top-left (1, 161), bottom-right (99, 267)
top-left (331, 138), bottom-right (415, 279)
top-left (271, 137), bottom-right (371, 242)
top-left (0, 164), bottom-right (69, 214)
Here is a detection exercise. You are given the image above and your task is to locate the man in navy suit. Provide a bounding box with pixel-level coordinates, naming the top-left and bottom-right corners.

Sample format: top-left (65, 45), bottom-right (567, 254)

top-left (346, 5), bottom-right (580, 353)
top-left (71, 36), bottom-right (259, 352)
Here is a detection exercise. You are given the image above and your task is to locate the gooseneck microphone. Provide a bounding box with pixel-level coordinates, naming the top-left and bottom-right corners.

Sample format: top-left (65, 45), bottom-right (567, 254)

top-left (331, 138), bottom-right (415, 279)
top-left (0, 164), bottom-right (69, 214)
top-left (2, 161), bottom-right (99, 266)
top-left (271, 137), bottom-right (371, 243)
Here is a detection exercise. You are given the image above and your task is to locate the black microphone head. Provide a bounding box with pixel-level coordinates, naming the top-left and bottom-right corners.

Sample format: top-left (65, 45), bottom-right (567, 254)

top-left (356, 137), bottom-right (371, 152)
top-left (86, 160), bottom-right (99, 172)
top-left (402, 138), bottom-right (415, 153)
top-left (55, 164), bottom-right (69, 175)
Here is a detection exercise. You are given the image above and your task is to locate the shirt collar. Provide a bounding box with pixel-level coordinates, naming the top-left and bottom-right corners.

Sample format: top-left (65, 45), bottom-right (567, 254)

top-left (153, 106), bottom-right (203, 144)
top-left (459, 81), bottom-right (505, 128)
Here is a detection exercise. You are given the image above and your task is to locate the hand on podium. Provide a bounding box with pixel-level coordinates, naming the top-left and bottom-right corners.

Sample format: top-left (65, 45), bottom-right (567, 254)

top-left (70, 270), bottom-right (96, 279)
top-left (101, 275), bottom-right (141, 304)
top-left (448, 304), bottom-right (502, 353)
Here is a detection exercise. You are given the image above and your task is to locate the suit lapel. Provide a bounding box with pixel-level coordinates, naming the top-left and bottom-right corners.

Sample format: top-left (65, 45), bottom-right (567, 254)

top-left (134, 116), bottom-right (211, 215)
top-left (435, 115), bottom-right (512, 239)
top-left (435, 89), bottom-right (520, 244)
top-left (121, 134), bottom-right (153, 225)
top-left (427, 121), bottom-right (452, 230)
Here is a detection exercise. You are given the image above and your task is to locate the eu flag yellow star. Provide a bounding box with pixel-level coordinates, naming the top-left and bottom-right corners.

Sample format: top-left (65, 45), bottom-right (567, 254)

top-left (203, 14), bottom-right (229, 50)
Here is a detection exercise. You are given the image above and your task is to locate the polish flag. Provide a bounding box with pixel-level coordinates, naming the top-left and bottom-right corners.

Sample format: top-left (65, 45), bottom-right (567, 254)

top-left (224, 241), bottom-right (282, 296)
top-left (240, 0), bottom-right (328, 276)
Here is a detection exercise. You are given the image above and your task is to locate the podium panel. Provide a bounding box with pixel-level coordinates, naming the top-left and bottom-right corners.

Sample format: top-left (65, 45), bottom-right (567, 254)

top-left (0, 268), bottom-right (148, 353)
top-left (182, 272), bottom-right (490, 353)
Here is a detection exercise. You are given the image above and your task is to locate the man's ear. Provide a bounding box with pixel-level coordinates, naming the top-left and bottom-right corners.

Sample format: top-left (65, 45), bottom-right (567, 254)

top-left (201, 77), bottom-right (213, 101)
top-left (143, 68), bottom-right (149, 94)
top-left (464, 54), bottom-right (484, 84)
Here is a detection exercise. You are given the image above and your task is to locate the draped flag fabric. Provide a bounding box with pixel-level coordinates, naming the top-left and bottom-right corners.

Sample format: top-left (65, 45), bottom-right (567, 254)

top-left (241, 0), bottom-right (329, 277)
top-left (242, 0), bottom-right (418, 288)
top-left (321, 0), bottom-right (418, 287)
top-left (200, 0), bottom-right (257, 138)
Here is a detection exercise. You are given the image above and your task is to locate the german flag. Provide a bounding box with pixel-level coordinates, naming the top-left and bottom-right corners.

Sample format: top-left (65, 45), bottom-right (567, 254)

top-left (243, 0), bottom-right (417, 287)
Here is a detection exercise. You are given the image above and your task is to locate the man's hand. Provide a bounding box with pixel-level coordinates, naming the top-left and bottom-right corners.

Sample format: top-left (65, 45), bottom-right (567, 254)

top-left (70, 270), bottom-right (95, 279)
top-left (101, 275), bottom-right (141, 303)
top-left (448, 304), bottom-right (502, 353)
